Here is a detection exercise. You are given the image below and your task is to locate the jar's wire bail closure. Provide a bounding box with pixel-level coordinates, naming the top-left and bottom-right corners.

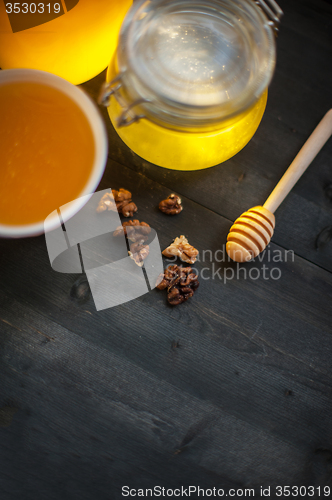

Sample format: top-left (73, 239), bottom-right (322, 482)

top-left (98, 76), bottom-right (122, 108)
top-left (254, 0), bottom-right (283, 34)
top-left (98, 75), bottom-right (149, 128)
top-left (117, 99), bottom-right (149, 127)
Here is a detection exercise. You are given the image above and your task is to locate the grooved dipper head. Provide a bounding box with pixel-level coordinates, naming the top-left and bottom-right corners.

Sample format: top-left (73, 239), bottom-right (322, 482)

top-left (226, 206), bottom-right (275, 262)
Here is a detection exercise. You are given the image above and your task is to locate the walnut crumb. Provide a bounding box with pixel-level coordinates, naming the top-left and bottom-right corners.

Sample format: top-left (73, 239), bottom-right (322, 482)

top-left (113, 220), bottom-right (151, 242)
top-left (162, 235), bottom-right (198, 264)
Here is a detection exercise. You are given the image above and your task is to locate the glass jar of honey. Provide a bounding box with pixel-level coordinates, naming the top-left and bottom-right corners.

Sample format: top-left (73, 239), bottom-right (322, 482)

top-left (100, 0), bottom-right (282, 170)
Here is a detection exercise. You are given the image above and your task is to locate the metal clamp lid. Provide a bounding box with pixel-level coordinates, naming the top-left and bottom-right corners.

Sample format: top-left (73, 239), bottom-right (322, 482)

top-left (254, 0), bottom-right (283, 34)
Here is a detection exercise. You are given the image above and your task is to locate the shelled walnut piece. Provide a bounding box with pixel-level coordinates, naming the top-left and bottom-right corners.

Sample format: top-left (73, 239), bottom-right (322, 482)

top-left (162, 235), bottom-right (198, 264)
top-left (129, 242), bottom-right (150, 267)
top-left (113, 220), bottom-right (151, 242)
top-left (97, 189), bottom-right (137, 217)
top-left (156, 265), bottom-right (199, 306)
top-left (114, 220), bottom-right (151, 267)
top-left (159, 194), bottom-right (183, 215)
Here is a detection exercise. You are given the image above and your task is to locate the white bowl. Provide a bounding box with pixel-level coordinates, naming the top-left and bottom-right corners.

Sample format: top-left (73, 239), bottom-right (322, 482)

top-left (0, 69), bottom-right (108, 238)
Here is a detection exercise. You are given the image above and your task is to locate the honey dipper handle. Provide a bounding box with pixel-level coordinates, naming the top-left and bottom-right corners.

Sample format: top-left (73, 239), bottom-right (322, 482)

top-left (263, 109), bottom-right (332, 214)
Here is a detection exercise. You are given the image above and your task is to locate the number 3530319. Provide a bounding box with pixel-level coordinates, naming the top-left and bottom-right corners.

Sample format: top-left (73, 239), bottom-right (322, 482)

top-left (5, 3), bottom-right (61, 14)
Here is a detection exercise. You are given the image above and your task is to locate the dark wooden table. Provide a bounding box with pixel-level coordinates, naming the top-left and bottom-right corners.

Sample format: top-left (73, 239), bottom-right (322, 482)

top-left (1, 0), bottom-right (332, 498)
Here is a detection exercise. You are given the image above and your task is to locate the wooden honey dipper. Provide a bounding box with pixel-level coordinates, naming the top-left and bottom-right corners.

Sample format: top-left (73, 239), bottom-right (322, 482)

top-left (226, 109), bottom-right (332, 262)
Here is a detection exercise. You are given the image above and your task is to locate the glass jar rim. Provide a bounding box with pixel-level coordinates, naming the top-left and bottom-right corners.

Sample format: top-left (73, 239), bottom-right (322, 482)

top-left (116, 0), bottom-right (277, 128)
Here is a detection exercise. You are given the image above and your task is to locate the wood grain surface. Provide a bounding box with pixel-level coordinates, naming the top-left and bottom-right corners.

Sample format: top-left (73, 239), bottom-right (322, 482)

top-left (1, 0), bottom-right (332, 499)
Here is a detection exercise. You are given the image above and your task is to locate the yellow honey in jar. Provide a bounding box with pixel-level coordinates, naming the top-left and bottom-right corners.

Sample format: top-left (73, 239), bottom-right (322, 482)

top-left (107, 63), bottom-right (267, 171)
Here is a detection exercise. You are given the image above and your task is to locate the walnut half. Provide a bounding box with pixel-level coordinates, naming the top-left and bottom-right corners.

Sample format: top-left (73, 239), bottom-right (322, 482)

top-left (159, 194), bottom-right (183, 215)
top-left (162, 235), bottom-right (198, 264)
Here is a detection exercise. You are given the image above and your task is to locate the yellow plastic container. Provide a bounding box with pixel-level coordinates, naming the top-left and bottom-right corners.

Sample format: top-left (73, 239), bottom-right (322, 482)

top-left (0, 0), bottom-right (132, 85)
top-left (100, 0), bottom-right (282, 170)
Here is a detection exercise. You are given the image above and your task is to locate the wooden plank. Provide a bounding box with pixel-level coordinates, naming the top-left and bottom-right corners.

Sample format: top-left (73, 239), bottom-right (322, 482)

top-left (277, 0), bottom-right (332, 50)
top-left (1, 297), bottom-right (331, 497)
